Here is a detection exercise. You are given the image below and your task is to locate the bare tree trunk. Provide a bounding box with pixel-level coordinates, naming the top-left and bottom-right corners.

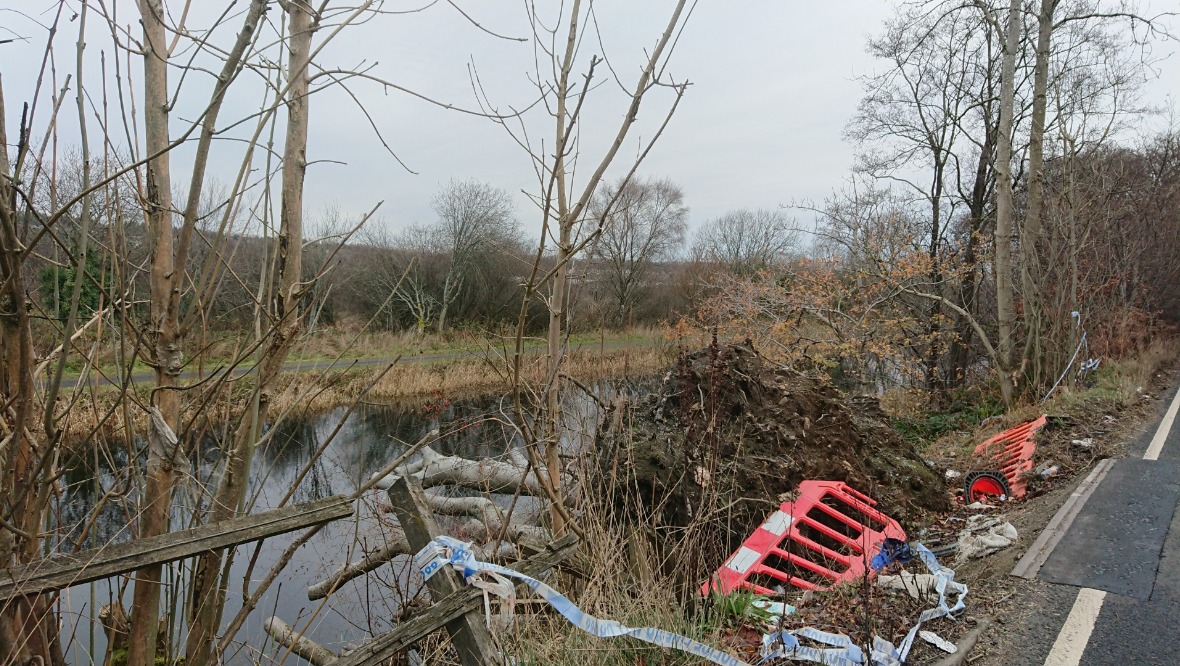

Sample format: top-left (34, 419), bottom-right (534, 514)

top-left (438, 273), bottom-right (453, 332)
top-left (993, 0), bottom-right (1023, 407)
top-left (1021, 0), bottom-right (1057, 389)
top-left (950, 111), bottom-right (997, 386)
top-left (545, 218), bottom-right (571, 536)
top-left (175, 0), bottom-right (268, 337)
top-left (127, 3), bottom-right (181, 664)
top-left (541, 0), bottom-right (585, 536)
top-left (0, 75), bottom-right (59, 666)
top-left (185, 4), bottom-right (314, 662)
top-left (924, 151), bottom-right (946, 395)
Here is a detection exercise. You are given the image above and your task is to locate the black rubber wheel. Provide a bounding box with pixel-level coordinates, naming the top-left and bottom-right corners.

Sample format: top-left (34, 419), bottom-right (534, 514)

top-left (964, 470), bottom-right (1011, 502)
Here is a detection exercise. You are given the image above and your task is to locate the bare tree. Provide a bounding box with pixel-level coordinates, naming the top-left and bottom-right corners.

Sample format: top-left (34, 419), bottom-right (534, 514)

top-left (184, 2), bottom-right (321, 661)
top-left (692, 208), bottom-right (798, 277)
top-left (849, 5), bottom-right (984, 263)
top-left (589, 176), bottom-right (688, 323)
top-left (809, 179), bottom-right (928, 270)
top-left (431, 179), bottom-right (518, 332)
top-left (365, 223), bottom-right (442, 335)
top-left (125, 1), bottom-right (268, 661)
top-left (0, 0), bottom-right (533, 662)
top-left (849, 4), bottom-right (1002, 390)
top-left (979, 0), bottom-right (1172, 400)
top-left (0, 72), bottom-right (62, 666)
top-left (472, 0), bottom-right (693, 535)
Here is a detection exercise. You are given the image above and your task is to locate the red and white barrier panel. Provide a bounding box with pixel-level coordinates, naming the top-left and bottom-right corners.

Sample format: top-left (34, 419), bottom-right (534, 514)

top-left (971, 415), bottom-right (1047, 499)
top-left (704, 481), bottom-right (906, 596)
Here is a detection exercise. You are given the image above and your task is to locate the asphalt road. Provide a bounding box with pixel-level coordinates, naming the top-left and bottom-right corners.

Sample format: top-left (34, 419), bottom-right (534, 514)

top-left (60, 339), bottom-right (662, 390)
top-left (991, 378), bottom-right (1180, 665)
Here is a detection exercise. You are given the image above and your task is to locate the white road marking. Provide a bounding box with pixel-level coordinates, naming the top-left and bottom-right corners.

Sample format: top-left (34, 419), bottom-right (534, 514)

top-left (1044, 588), bottom-right (1107, 666)
top-left (1144, 384), bottom-right (1180, 460)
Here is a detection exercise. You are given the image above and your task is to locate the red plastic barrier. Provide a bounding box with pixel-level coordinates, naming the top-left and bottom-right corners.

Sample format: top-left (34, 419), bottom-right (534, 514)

top-left (703, 481), bottom-right (906, 596)
top-left (972, 415), bottom-right (1046, 499)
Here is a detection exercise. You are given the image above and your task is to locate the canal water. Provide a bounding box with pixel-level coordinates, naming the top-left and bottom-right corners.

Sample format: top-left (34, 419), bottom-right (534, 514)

top-left (53, 387), bottom-right (608, 664)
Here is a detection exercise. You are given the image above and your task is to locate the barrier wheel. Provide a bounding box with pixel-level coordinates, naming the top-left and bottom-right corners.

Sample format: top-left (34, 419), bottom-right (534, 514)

top-left (964, 471), bottom-right (1011, 502)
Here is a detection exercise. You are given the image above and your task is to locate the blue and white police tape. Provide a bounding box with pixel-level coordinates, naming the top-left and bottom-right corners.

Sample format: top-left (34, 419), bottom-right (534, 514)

top-left (413, 536), bottom-right (754, 666)
top-left (893, 544), bottom-right (966, 660)
top-left (760, 627), bottom-right (902, 666)
top-left (757, 543), bottom-right (967, 666)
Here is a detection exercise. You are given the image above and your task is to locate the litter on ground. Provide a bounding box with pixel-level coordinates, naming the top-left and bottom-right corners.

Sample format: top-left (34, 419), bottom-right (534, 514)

top-left (877, 572), bottom-right (942, 600)
top-left (758, 542), bottom-right (968, 666)
top-left (919, 630), bottom-right (957, 654)
top-left (955, 515), bottom-right (1019, 562)
top-left (1036, 461), bottom-right (1060, 479)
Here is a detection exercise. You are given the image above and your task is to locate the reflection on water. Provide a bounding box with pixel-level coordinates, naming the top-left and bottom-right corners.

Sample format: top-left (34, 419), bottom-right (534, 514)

top-left (54, 387), bottom-right (608, 664)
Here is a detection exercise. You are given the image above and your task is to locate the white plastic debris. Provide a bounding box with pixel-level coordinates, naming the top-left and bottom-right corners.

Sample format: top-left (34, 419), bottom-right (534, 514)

top-left (751, 599), bottom-right (796, 618)
top-left (955, 515), bottom-right (1019, 562)
top-left (1038, 462), bottom-right (1066, 479)
top-left (1071, 438), bottom-right (1094, 450)
top-left (945, 469), bottom-right (961, 480)
top-left (877, 572), bottom-right (941, 600)
top-left (760, 545), bottom-right (967, 666)
top-left (919, 630), bottom-right (957, 654)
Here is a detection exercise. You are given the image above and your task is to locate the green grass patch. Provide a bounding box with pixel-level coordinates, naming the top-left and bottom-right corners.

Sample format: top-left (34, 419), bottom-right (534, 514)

top-left (893, 399), bottom-right (1004, 446)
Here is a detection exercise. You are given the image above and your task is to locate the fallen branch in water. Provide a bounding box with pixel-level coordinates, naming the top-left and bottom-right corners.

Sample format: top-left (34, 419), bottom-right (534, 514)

top-left (371, 445), bottom-right (570, 495)
top-left (263, 616), bottom-right (337, 666)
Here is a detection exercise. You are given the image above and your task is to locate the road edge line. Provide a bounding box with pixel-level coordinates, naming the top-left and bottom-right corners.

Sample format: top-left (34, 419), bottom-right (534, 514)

top-left (1145, 382), bottom-right (1180, 460)
top-left (1044, 587), bottom-right (1107, 666)
top-left (1011, 458), bottom-right (1115, 580)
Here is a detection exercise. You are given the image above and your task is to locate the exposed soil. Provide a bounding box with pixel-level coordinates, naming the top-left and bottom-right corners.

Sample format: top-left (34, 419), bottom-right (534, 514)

top-left (599, 342), bottom-right (950, 553)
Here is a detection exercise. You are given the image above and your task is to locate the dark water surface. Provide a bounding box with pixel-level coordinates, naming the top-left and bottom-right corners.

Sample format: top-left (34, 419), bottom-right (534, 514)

top-left (54, 388), bottom-right (608, 664)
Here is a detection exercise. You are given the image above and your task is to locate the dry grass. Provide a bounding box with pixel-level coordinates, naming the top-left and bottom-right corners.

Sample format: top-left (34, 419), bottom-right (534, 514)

top-left (502, 539), bottom-right (733, 666)
top-left (383, 518), bottom-right (745, 666)
top-left (57, 324), bottom-right (667, 383)
top-left (207, 326), bottom-right (474, 363)
top-left (495, 447), bottom-right (754, 666)
top-left (54, 343), bottom-right (673, 445)
top-left (268, 344), bottom-right (672, 413)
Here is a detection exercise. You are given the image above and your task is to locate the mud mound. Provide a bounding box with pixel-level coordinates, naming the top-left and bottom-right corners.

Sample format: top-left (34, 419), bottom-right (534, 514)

top-left (599, 343), bottom-right (948, 548)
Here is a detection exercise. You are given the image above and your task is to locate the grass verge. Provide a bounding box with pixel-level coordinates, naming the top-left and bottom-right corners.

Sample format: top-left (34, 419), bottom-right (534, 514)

top-left (55, 343), bottom-right (673, 442)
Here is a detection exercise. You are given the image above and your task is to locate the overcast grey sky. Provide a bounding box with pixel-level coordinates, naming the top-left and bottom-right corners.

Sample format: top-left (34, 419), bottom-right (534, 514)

top-left (2, 1), bottom-right (1178, 240)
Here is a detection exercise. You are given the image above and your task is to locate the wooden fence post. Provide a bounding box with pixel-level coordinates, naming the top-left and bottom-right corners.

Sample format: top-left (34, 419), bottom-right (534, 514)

top-left (387, 476), bottom-right (500, 666)
top-left (326, 534), bottom-right (578, 666)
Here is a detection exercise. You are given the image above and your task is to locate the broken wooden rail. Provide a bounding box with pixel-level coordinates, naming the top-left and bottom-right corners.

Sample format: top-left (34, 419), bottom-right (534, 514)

top-left (386, 476), bottom-right (501, 665)
top-left (0, 495), bottom-right (354, 602)
top-left (325, 532), bottom-right (579, 666)
top-left (304, 476), bottom-right (578, 666)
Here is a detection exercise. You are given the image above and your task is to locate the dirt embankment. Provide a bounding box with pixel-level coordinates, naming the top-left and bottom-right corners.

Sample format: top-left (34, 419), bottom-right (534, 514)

top-left (599, 342), bottom-right (949, 552)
